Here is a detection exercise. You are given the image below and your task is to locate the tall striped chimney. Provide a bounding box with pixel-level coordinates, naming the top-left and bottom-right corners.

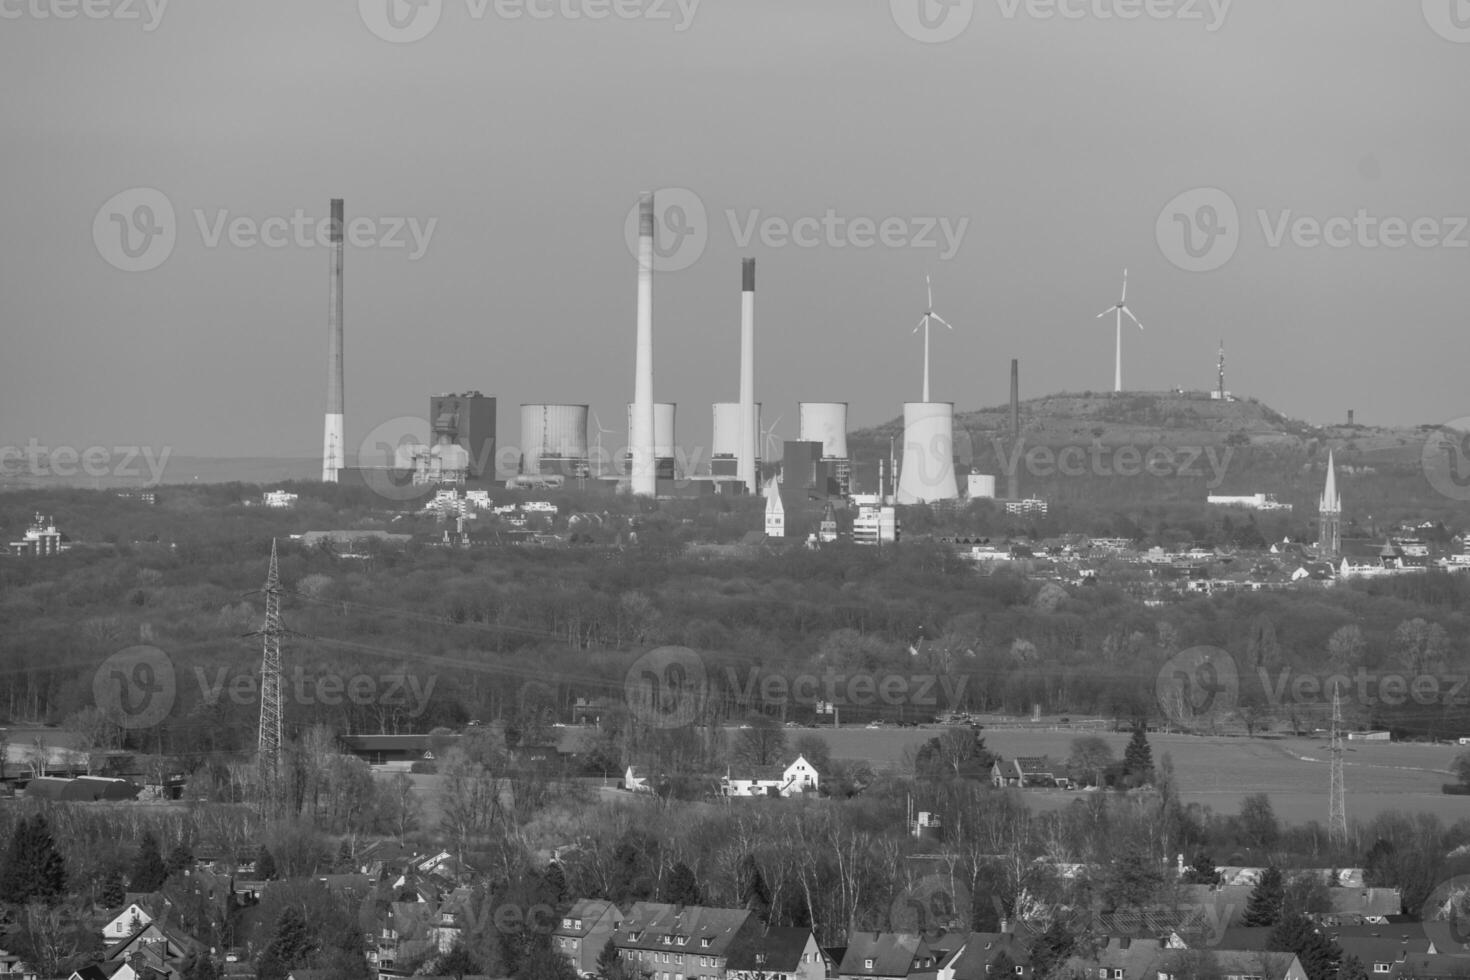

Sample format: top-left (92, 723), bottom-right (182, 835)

top-left (630, 193), bottom-right (657, 496)
top-left (738, 258), bottom-right (757, 494)
top-left (321, 198), bottom-right (345, 482)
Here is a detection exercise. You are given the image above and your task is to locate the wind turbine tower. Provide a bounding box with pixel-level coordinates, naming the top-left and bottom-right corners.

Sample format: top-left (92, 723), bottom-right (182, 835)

top-left (896, 275), bottom-right (959, 504)
top-left (1096, 268), bottom-right (1143, 392)
top-left (914, 274), bottom-right (953, 403)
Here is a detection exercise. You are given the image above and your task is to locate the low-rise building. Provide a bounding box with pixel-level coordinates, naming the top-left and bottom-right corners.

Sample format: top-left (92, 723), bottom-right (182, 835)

top-left (553, 899), bottom-right (625, 978)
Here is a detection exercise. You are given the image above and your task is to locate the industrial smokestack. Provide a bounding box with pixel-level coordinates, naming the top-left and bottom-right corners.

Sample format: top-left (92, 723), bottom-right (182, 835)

top-left (738, 258), bottom-right (757, 494)
top-left (321, 198), bottom-right (345, 483)
top-left (630, 193), bottom-right (657, 496)
top-left (1007, 358), bottom-right (1020, 500)
top-left (1347, 409), bottom-right (1354, 426)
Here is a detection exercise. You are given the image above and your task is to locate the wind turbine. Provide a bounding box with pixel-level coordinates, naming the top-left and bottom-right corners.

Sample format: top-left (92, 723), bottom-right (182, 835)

top-left (1096, 268), bottom-right (1143, 392)
top-left (591, 412), bottom-right (615, 478)
top-left (912, 274), bottom-right (954, 403)
top-left (762, 415), bottom-right (784, 487)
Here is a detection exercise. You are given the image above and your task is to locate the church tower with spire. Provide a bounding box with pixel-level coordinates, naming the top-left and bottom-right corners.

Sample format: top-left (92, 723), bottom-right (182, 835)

top-left (1318, 450), bottom-right (1341, 556)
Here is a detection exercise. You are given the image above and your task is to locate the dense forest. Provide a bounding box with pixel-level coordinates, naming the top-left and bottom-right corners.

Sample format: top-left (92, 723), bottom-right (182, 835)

top-left (3, 487), bottom-right (1470, 766)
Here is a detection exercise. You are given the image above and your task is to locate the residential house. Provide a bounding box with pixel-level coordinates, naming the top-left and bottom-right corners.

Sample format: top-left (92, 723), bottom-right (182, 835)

top-left (553, 899), bottom-right (625, 978)
top-left (1325, 925), bottom-right (1435, 975)
top-left (989, 758), bottom-right (1063, 789)
top-left (1391, 954), bottom-right (1470, 979)
top-left (835, 933), bottom-right (941, 980)
top-left (939, 932), bottom-right (1033, 980)
top-left (103, 901), bottom-right (162, 945)
top-left (1162, 950), bottom-right (1306, 980)
top-left (0, 949), bottom-right (36, 980)
top-left (725, 925), bottom-right (830, 980)
top-left (722, 756), bottom-right (820, 797)
top-left (612, 902), bottom-right (760, 980)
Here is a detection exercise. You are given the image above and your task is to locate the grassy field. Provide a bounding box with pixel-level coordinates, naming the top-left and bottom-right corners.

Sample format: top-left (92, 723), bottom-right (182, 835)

top-left (811, 726), bottom-right (1470, 823)
top-left (389, 727), bottom-right (1470, 826)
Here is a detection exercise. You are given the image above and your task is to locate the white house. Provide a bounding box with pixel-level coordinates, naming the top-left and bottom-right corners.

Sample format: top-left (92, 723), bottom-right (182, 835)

top-left (722, 755), bottom-right (819, 797)
top-left (102, 903), bottom-right (156, 944)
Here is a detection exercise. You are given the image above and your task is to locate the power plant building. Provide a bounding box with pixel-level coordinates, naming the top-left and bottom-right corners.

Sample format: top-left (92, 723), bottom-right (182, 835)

top-left (798, 402), bottom-right (851, 495)
top-left (430, 392), bottom-right (497, 480)
top-left (520, 403), bottom-right (590, 478)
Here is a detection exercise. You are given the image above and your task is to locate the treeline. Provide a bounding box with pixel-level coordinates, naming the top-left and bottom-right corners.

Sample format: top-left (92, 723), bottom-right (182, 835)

top-left (4, 488), bottom-right (1470, 766)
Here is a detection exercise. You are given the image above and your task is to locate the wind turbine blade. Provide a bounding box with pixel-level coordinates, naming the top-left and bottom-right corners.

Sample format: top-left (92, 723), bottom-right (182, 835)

top-left (926, 274), bottom-right (934, 311)
top-left (1120, 268), bottom-right (1128, 303)
top-left (914, 316), bottom-right (928, 333)
top-left (931, 314), bottom-right (954, 330)
top-left (1096, 308), bottom-right (1114, 319)
top-left (1123, 307), bottom-right (1143, 330)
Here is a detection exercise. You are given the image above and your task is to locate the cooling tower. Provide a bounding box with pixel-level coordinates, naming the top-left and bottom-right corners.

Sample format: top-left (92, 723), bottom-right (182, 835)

top-left (895, 402), bottom-right (959, 504)
top-left (321, 198), bottom-right (345, 482)
top-left (798, 402), bottom-right (849, 460)
top-left (625, 403), bottom-right (675, 459)
top-left (520, 404), bottom-right (589, 476)
top-left (712, 402), bottom-right (761, 460)
top-left (630, 193), bottom-right (657, 496)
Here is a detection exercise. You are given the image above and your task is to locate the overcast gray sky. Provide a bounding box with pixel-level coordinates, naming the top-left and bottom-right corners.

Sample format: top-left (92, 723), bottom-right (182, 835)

top-left (3, 0), bottom-right (1467, 459)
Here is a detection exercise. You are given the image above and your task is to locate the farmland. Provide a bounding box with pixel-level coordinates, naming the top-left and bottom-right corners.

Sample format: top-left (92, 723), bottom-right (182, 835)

top-left (814, 726), bottom-right (1470, 823)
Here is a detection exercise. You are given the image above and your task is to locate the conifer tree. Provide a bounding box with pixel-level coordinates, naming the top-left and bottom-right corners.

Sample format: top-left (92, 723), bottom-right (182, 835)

top-left (1242, 867), bottom-right (1286, 927)
top-left (1267, 913), bottom-right (1340, 980)
top-left (1123, 726), bottom-right (1154, 783)
top-left (130, 830), bottom-right (168, 892)
top-left (0, 814), bottom-right (68, 905)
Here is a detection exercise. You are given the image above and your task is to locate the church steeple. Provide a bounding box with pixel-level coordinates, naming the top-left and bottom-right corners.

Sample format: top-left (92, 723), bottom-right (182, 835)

top-left (1318, 450), bottom-right (1341, 556)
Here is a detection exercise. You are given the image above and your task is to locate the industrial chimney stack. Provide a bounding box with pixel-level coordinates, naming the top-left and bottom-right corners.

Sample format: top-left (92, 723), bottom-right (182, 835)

top-left (738, 258), bottom-right (757, 494)
top-left (321, 198), bottom-right (345, 483)
top-left (1007, 358), bottom-right (1020, 501)
top-left (630, 193), bottom-right (657, 497)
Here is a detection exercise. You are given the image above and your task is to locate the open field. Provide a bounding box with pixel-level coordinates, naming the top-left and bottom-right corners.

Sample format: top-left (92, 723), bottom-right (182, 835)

top-left (811, 727), bottom-right (1470, 823)
top-left (408, 726), bottom-right (1470, 825)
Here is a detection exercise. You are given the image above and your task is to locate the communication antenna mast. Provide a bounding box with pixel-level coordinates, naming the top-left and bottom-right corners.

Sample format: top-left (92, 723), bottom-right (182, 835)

top-left (1217, 340), bottom-right (1226, 399)
top-left (1329, 684), bottom-right (1348, 846)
